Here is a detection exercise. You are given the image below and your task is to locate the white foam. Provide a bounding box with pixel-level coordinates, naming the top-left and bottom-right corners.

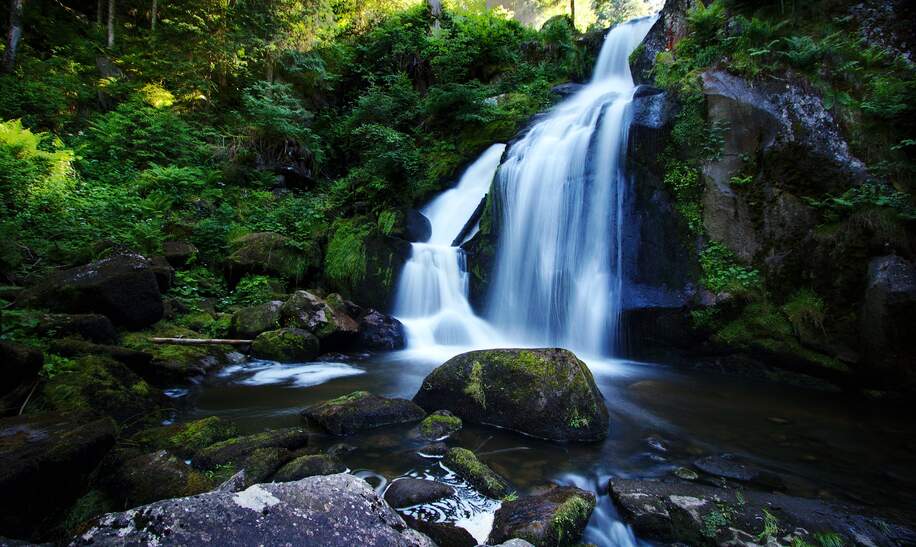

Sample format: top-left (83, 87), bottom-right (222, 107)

top-left (237, 361), bottom-right (365, 387)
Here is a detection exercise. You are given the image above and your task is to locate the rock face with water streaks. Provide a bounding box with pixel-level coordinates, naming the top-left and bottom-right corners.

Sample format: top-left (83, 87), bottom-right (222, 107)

top-left (413, 349), bottom-right (609, 442)
top-left (73, 473), bottom-right (434, 546)
top-left (489, 484), bottom-right (596, 547)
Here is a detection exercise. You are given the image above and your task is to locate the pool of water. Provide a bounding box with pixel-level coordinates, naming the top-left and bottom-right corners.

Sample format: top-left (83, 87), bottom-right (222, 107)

top-left (174, 351), bottom-right (916, 545)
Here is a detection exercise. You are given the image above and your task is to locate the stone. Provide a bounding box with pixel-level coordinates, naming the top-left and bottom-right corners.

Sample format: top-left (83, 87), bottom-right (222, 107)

top-left (131, 416), bottom-right (240, 460)
top-left (73, 474), bottom-right (435, 546)
top-left (162, 240), bottom-right (198, 267)
top-left (693, 454), bottom-right (784, 489)
top-left (417, 442), bottom-right (448, 457)
top-left (16, 253), bottom-right (163, 329)
top-left (225, 232), bottom-right (320, 288)
top-left (357, 309), bottom-right (407, 350)
top-left (414, 410), bottom-right (462, 441)
top-left (273, 454), bottom-right (345, 482)
top-left (35, 313), bottom-right (118, 344)
top-left (49, 338), bottom-right (153, 371)
top-left (228, 300), bottom-right (283, 339)
top-left (388, 208), bottom-right (432, 242)
top-left (413, 348), bottom-right (609, 442)
top-left (608, 478), bottom-right (915, 546)
top-left (192, 427), bottom-right (311, 471)
top-left (861, 256), bottom-right (916, 379)
top-left (629, 0), bottom-right (693, 85)
top-left (0, 342), bottom-right (43, 404)
top-left (251, 328), bottom-right (320, 362)
top-left (0, 414), bottom-right (116, 539)
top-left (402, 514), bottom-right (476, 547)
top-left (384, 478), bottom-right (455, 508)
top-left (442, 448), bottom-right (509, 499)
top-left (280, 290), bottom-right (359, 348)
top-left (550, 82), bottom-right (584, 98)
top-left (488, 484), bottom-right (596, 547)
top-left (302, 391), bottom-right (425, 435)
top-left (150, 255), bottom-right (175, 292)
top-left (109, 450), bottom-right (212, 507)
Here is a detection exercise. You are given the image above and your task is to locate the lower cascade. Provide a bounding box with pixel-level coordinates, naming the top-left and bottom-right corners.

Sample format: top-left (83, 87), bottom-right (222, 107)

top-left (394, 16), bottom-right (658, 359)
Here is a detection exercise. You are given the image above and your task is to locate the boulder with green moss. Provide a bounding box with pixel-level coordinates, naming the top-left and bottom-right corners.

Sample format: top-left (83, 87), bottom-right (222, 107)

top-left (489, 484), bottom-right (596, 547)
top-left (192, 427), bottom-right (311, 471)
top-left (229, 300), bottom-right (283, 339)
top-left (0, 413), bottom-right (116, 539)
top-left (442, 447), bottom-right (509, 499)
top-left (121, 323), bottom-right (231, 382)
top-left (302, 391), bottom-right (426, 435)
top-left (413, 349), bottom-right (609, 442)
top-left (131, 416), bottom-right (240, 460)
top-left (273, 453), bottom-right (345, 482)
top-left (414, 410), bottom-right (462, 441)
top-left (280, 290), bottom-right (359, 348)
top-left (109, 450), bottom-right (214, 507)
top-left (36, 313), bottom-right (118, 344)
top-left (251, 328), bottom-right (320, 362)
top-left (225, 232), bottom-right (319, 288)
top-left (0, 341), bottom-right (43, 415)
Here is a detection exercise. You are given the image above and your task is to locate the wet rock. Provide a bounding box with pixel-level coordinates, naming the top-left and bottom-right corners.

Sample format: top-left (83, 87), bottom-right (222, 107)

top-left (629, 0), bottom-right (693, 85)
top-left (16, 253), bottom-right (163, 329)
top-left (131, 416), bottom-right (240, 460)
top-left (550, 82), bottom-right (584, 98)
top-left (303, 391), bottom-right (426, 435)
top-left (109, 450), bottom-right (212, 507)
top-left (674, 467), bottom-right (698, 480)
top-left (357, 309), bottom-right (406, 350)
top-left (251, 328), bottom-right (320, 362)
top-left (0, 342), bottom-right (43, 412)
top-left (225, 232), bottom-right (319, 288)
top-left (608, 478), bottom-right (916, 546)
top-left (402, 514), bottom-right (476, 547)
top-left (49, 338), bottom-right (153, 371)
top-left (281, 290), bottom-right (359, 348)
top-left (413, 348), bottom-right (609, 442)
top-left (162, 240), bottom-right (198, 268)
top-left (418, 442), bottom-right (448, 457)
top-left (861, 255), bottom-right (916, 380)
top-left (229, 301), bottom-right (283, 339)
top-left (333, 233), bottom-right (412, 311)
top-left (242, 447), bottom-right (293, 485)
top-left (488, 484), bottom-right (596, 547)
top-left (384, 478), bottom-right (455, 508)
top-left (0, 414), bottom-right (116, 539)
top-left (386, 208), bottom-right (432, 243)
top-left (35, 313), bottom-right (118, 344)
top-left (193, 427), bottom-right (311, 471)
top-left (442, 447), bottom-right (509, 499)
top-left (327, 442), bottom-right (357, 459)
top-left (273, 454), bottom-right (345, 482)
top-left (415, 410), bottom-right (462, 441)
top-left (693, 454), bottom-right (784, 489)
top-left (73, 474), bottom-right (435, 546)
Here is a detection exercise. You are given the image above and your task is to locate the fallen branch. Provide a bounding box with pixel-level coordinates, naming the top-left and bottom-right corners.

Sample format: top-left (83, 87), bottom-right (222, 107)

top-left (151, 337), bottom-right (253, 347)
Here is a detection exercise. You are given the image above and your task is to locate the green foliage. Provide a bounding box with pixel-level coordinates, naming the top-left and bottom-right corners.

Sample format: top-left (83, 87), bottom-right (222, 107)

top-left (226, 275), bottom-right (276, 307)
top-left (699, 242), bottom-right (761, 294)
top-left (803, 182), bottom-right (916, 223)
top-left (814, 532), bottom-right (845, 547)
top-left (782, 289), bottom-right (825, 337)
top-left (663, 159), bottom-right (704, 233)
top-left (325, 218), bottom-right (372, 290)
top-left (756, 509), bottom-right (780, 542)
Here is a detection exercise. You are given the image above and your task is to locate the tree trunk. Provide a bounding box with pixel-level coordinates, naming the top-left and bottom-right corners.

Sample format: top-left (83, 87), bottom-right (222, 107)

top-left (107, 0), bottom-right (114, 49)
top-left (569, 0), bottom-right (575, 29)
top-left (2, 0), bottom-right (24, 74)
top-left (97, 0), bottom-right (102, 24)
top-left (150, 0), bottom-right (157, 32)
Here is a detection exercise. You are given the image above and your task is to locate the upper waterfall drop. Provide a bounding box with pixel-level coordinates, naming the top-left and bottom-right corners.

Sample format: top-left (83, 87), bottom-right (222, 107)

top-left (484, 15), bottom-right (658, 358)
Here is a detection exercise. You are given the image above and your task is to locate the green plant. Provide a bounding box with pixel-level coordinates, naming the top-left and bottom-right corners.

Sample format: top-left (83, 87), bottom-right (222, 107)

top-left (699, 242), bottom-right (761, 294)
top-left (756, 509), bottom-right (780, 542)
top-left (226, 275), bottom-right (276, 307)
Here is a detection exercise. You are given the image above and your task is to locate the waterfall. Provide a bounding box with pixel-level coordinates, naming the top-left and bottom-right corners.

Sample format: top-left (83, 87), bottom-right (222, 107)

top-left (394, 144), bottom-right (506, 358)
top-left (485, 16), bottom-right (658, 357)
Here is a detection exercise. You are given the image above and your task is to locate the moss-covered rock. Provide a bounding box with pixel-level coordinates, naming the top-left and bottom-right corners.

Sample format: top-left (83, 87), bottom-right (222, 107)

top-left (229, 301), bottom-right (283, 339)
top-left (442, 447), bottom-right (509, 499)
top-left (280, 290), bottom-right (358, 348)
top-left (35, 313), bottom-right (118, 344)
top-left (415, 410), bottom-right (462, 441)
top-left (413, 348), bottom-right (609, 442)
top-left (225, 232), bottom-right (320, 288)
top-left (121, 322), bottom-right (230, 382)
top-left (131, 416), bottom-right (240, 460)
top-left (109, 450), bottom-right (213, 507)
top-left (251, 328), bottom-right (319, 362)
top-left (302, 390), bottom-right (426, 435)
top-left (192, 427), bottom-right (310, 471)
top-left (273, 454), bottom-right (345, 482)
top-left (489, 484), bottom-right (596, 547)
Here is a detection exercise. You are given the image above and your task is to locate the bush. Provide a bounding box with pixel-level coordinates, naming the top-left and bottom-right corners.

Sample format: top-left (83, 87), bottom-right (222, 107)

top-left (0, 119), bottom-right (75, 213)
top-left (699, 242), bottom-right (761, 294)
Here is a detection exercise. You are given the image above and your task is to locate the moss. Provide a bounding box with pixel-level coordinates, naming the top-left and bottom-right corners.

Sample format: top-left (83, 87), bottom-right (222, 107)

top-left (550, 494), bottom-right (594, 546)
top-left (133, 416), bottom-right (240, 460)
top-left (62, 490), bottom-right (115, 536)
top-left (251, 328), bottom-right (319, 362)
top-left (782, 288), bottom-right (825, 338)
top-left (443, 447), bottom-right (509, 499)
top-left (463, 361), bottom-right (486, 408)
top-left (121, 321), bottom-right (215, 371)
top-left (327, 390), bottom-right (371, 406)
top-left (419, 412), bottom-right (462, 438)
top-left (628, 42), bottom-right (646, 68)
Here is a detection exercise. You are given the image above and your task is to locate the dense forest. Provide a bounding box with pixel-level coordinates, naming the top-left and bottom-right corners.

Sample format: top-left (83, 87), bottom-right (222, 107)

top-left (0, 0), bottom-right (914, 545)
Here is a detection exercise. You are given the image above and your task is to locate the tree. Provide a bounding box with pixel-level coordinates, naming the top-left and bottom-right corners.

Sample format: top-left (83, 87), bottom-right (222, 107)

top-left (107, 0), bottom-right (115, 49)
top-left (151, 0), bottom-right (158, 32)
top-left (2, 0), bottom-right (24, 73)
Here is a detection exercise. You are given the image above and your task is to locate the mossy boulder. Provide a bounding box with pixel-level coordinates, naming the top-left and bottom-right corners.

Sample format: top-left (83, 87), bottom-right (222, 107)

top-left (442, 447), bottom-right (509, 499)
top-left (162, 241), bottom-right (198, 268)
top-left (413, 349), bottom-right (609, 442)
top-left (229, 300), bottom-right (283, 339)
top-left (131, 416), bottom-right (240, 460)
top-left (226, 232), bottom-right (319, 288)
top-left (280, 290), bottom-right (359, 348)
top-left (302, 391), bottom-right (426, 435)
top-left (273, 454), bottom-right (345, 482)
top-left (251, 328), bottom-right (320, 362)
top-left (16, 252), bottom-right (163, 329)
top-left (35, 313), bottom-right (118, 344)
top-left (49, 338), bottom-right (153, 372)
top-left (415, 410), bottom-right (462, 441)
top-left (109, 450), bottom-right (213, 507)
top-left (0, 341), bottom-right (43, 414)
top-left (40, 355), bottom-right (160, 424)
top-left (489, 484), bottom-right (596, 547)
top-left (384, 478), bottom-right (454, 508)
top-left (192, 427), bottom-right (311, 471)
top-left (0, 413), bottom-right (116, 539)
top-left (121, 322), bottom-right (231, 382)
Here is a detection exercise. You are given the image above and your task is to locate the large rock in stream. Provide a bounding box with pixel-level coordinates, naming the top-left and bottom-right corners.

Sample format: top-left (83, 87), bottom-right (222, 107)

top-left (489, 484), bottom-right (596, 547)
top-left (413, 349), bottom-right (609, 442)
top-left (303, 391), bottom-right (426, 435)
top-left (73, 473), bottom-right (434, 546)
top-left (16, 253), bottom-right (164, 329)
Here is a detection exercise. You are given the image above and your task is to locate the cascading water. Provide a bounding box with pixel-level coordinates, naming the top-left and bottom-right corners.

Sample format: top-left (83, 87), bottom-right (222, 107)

top-left (485, 15), bottom-right (658, 358)
top-left (394, 144), bottom-right (506, 358)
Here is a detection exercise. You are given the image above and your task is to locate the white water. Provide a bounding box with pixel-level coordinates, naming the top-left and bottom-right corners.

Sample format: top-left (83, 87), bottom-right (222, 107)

top-left (394, 144), bottom-right (506, 361)
top-left (485, 15), bottom-right (658, 357)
